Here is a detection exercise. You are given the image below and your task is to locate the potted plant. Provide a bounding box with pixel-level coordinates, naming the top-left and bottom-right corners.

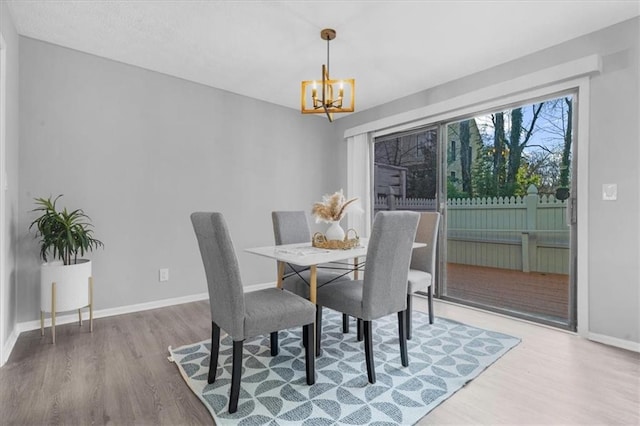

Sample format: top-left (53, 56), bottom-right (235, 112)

top-left (30, 194), bottom-right (103, 343)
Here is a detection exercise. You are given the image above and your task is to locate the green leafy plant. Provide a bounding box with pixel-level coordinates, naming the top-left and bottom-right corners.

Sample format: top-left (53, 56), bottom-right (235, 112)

top-left (29, 195), bottom-right (104, 265)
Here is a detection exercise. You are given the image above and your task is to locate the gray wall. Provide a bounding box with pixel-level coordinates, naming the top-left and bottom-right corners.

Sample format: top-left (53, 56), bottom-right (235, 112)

top-left (334, 17), bottom-right (640, 345)
top-left (1, 1), bottom-right (21, 357)
top-left (11, 15), bottom-right (640, 348)
top-left (17, 37), bottom-right (340, 322)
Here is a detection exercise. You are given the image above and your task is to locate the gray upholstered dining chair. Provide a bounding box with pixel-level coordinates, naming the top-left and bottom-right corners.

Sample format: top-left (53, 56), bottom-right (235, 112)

top-left (191, 212), bottom-right (316, 414)
top-left (272, 211), bottom-right (353, 296)
top-left (407, 212), bottom-right (440, 338)
top-left (315, 210), bottom-right (420, 384)
top-left (272, 210), bottom-right (352, 333)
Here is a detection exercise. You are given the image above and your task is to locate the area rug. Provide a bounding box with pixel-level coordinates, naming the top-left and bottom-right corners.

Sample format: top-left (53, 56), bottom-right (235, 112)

top-left (168, 310), bottom-right (520, 425)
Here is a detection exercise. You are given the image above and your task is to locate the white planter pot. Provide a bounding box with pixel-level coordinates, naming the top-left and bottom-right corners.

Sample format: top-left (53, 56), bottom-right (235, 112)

top-left (40, 259), bottom-right (94, 343)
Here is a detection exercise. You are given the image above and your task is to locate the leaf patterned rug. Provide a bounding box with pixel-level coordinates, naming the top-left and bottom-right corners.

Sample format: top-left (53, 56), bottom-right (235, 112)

top-left (169, 309), bottom-right (520, 425)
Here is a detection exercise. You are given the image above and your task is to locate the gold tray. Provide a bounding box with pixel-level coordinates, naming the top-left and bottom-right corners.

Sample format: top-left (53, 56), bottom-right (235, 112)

top-left (312, 228), bottom-right (360, 250)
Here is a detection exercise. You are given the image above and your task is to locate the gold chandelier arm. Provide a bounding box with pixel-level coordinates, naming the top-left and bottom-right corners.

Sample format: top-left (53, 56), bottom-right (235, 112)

top-left (323, 104), bottom-right (333, 122)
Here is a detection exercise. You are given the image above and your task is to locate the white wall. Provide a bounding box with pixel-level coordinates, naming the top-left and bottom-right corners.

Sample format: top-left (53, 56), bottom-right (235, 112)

top-left (0, 1), bottom-right (21, 363)
top-left (17, 37), bottom-right (341, 322)
top-left (334, 17), bottom-right (640, 346)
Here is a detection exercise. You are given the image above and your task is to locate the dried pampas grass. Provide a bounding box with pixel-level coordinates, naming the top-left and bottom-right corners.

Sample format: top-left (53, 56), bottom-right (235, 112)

top-left (311, 189), bottom-right (362, 223)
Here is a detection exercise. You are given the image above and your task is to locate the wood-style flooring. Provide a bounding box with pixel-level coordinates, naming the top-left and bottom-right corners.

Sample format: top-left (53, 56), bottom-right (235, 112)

top-left (1, 298), bottom-right (638, 425)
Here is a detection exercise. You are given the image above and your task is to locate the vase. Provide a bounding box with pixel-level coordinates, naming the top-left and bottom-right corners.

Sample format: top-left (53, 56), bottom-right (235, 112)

top-left (325, 221), bottom-right (345, 241)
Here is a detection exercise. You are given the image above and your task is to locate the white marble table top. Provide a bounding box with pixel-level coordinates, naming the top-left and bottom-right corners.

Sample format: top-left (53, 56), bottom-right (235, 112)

top-left (246, 238), bottom-right (425, 266)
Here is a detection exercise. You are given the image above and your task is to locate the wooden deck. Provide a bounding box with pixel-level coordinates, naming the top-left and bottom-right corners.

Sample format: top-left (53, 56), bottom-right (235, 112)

top-left (444, 263), bottom-right (570, 322)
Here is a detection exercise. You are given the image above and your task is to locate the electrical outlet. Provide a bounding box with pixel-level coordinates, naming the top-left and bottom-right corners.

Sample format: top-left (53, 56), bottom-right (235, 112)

top-left (159, 268), bottom-right (169, 282)
top-left (602, 183), bottom-right (617, 201)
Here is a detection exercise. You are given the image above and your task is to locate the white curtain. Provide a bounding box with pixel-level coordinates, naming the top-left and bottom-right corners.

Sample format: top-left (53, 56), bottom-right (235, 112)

top-left (346, 132), bottom-right (372, 237)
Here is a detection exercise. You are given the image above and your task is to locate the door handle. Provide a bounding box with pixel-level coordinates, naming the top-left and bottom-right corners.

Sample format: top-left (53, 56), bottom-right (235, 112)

top-left (566, 197), bottom-right (577, 226)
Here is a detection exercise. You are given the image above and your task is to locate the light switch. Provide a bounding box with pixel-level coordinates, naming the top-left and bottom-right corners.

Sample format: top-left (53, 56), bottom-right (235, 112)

top-left (602, 184), bottom-right (617, 201)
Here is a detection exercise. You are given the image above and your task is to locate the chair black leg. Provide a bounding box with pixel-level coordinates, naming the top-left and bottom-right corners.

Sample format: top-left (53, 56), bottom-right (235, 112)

top-left (302, 325), bottom-right (308, 348)
top-left (208, 322), bottom-right (221, 384)
top-left (270, 331), bottom-right (279, 356)
top-left (315, 306), bottom-right (323, 356)
top-left (304, 323), bottom-right (315, 385)
top-left (342, 314), bottom-right (349, 333)
top-left (398, 311), bottom-right (409, 367)
top-left (363, 320), bottom-right (375, 383)
top-left (406, 294), bottom-right (413, 340)
top-left (357, 318), bottom-right (363, 341)
top-left (427, 285), bottom-right (434, 324)
top-left (229, 340), bottom-right (244, 414)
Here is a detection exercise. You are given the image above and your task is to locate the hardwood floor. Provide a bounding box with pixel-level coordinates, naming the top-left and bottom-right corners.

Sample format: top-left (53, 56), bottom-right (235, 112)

top-left (1, 302), bottom-right (214, 425)
top-left (1, 298), bottom-right (638, 425)
top-left (417, 300), bottom-right (640, 425)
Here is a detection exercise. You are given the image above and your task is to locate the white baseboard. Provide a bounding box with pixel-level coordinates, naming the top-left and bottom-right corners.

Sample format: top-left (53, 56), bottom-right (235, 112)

top-left (17, 281), bottom-right (276, 334)
top-left (6, 282), bottom-right (638, 363)
top-left (588, 332), bottom-right (640, 353)
top-left (1, 328), bottom-right (19, 366)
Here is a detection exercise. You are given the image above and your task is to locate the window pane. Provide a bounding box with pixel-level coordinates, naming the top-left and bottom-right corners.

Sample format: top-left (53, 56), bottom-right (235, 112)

top-left (444, 94), bottom-right (574, 329)
top-left (374, 128), bottom-right (438, 215)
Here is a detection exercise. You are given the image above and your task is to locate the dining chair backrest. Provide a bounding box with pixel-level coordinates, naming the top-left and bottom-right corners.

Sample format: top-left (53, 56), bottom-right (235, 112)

top-left (272, 211), bottom-right (312, 275)
top-left (191, 212), bottom-right (245, 339)
top-left (410, 212), bottom-right (441, 277)
top-left (272, 211), bottom-right (311, 245)
top-left (362, 211), bottom-right (420, 319)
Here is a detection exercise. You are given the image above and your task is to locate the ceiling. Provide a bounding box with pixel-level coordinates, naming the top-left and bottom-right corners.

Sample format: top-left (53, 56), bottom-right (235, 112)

top-left (7, 1), bottom-right (640, 118)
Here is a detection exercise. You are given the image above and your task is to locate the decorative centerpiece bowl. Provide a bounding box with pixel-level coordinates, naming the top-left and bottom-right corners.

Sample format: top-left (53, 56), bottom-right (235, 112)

top-left (312, 228), bottom-right (360, 250)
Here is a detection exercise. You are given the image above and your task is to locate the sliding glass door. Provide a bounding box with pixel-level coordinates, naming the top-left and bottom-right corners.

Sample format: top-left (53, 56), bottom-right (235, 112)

top-left (441, 94), bottom-right (576, 330)
top-left (372, 93), bottom-right (577, 330)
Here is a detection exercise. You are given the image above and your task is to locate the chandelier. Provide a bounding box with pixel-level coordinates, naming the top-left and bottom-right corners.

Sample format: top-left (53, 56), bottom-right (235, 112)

top-left (301, 28), bottom-right (355, 122)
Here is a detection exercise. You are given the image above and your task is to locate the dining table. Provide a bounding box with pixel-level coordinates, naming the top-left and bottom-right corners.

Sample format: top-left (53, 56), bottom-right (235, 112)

top-left (245, 237), bottom-right (426, 304)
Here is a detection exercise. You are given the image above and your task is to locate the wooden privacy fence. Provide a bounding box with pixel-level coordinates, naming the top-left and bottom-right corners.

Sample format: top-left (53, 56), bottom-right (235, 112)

top-left (374, 185), bottom-right (569, 274)
top-left (374, 195), bottom-right (437, 211)
top-left (374, 164), bottom-right (407, 198)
